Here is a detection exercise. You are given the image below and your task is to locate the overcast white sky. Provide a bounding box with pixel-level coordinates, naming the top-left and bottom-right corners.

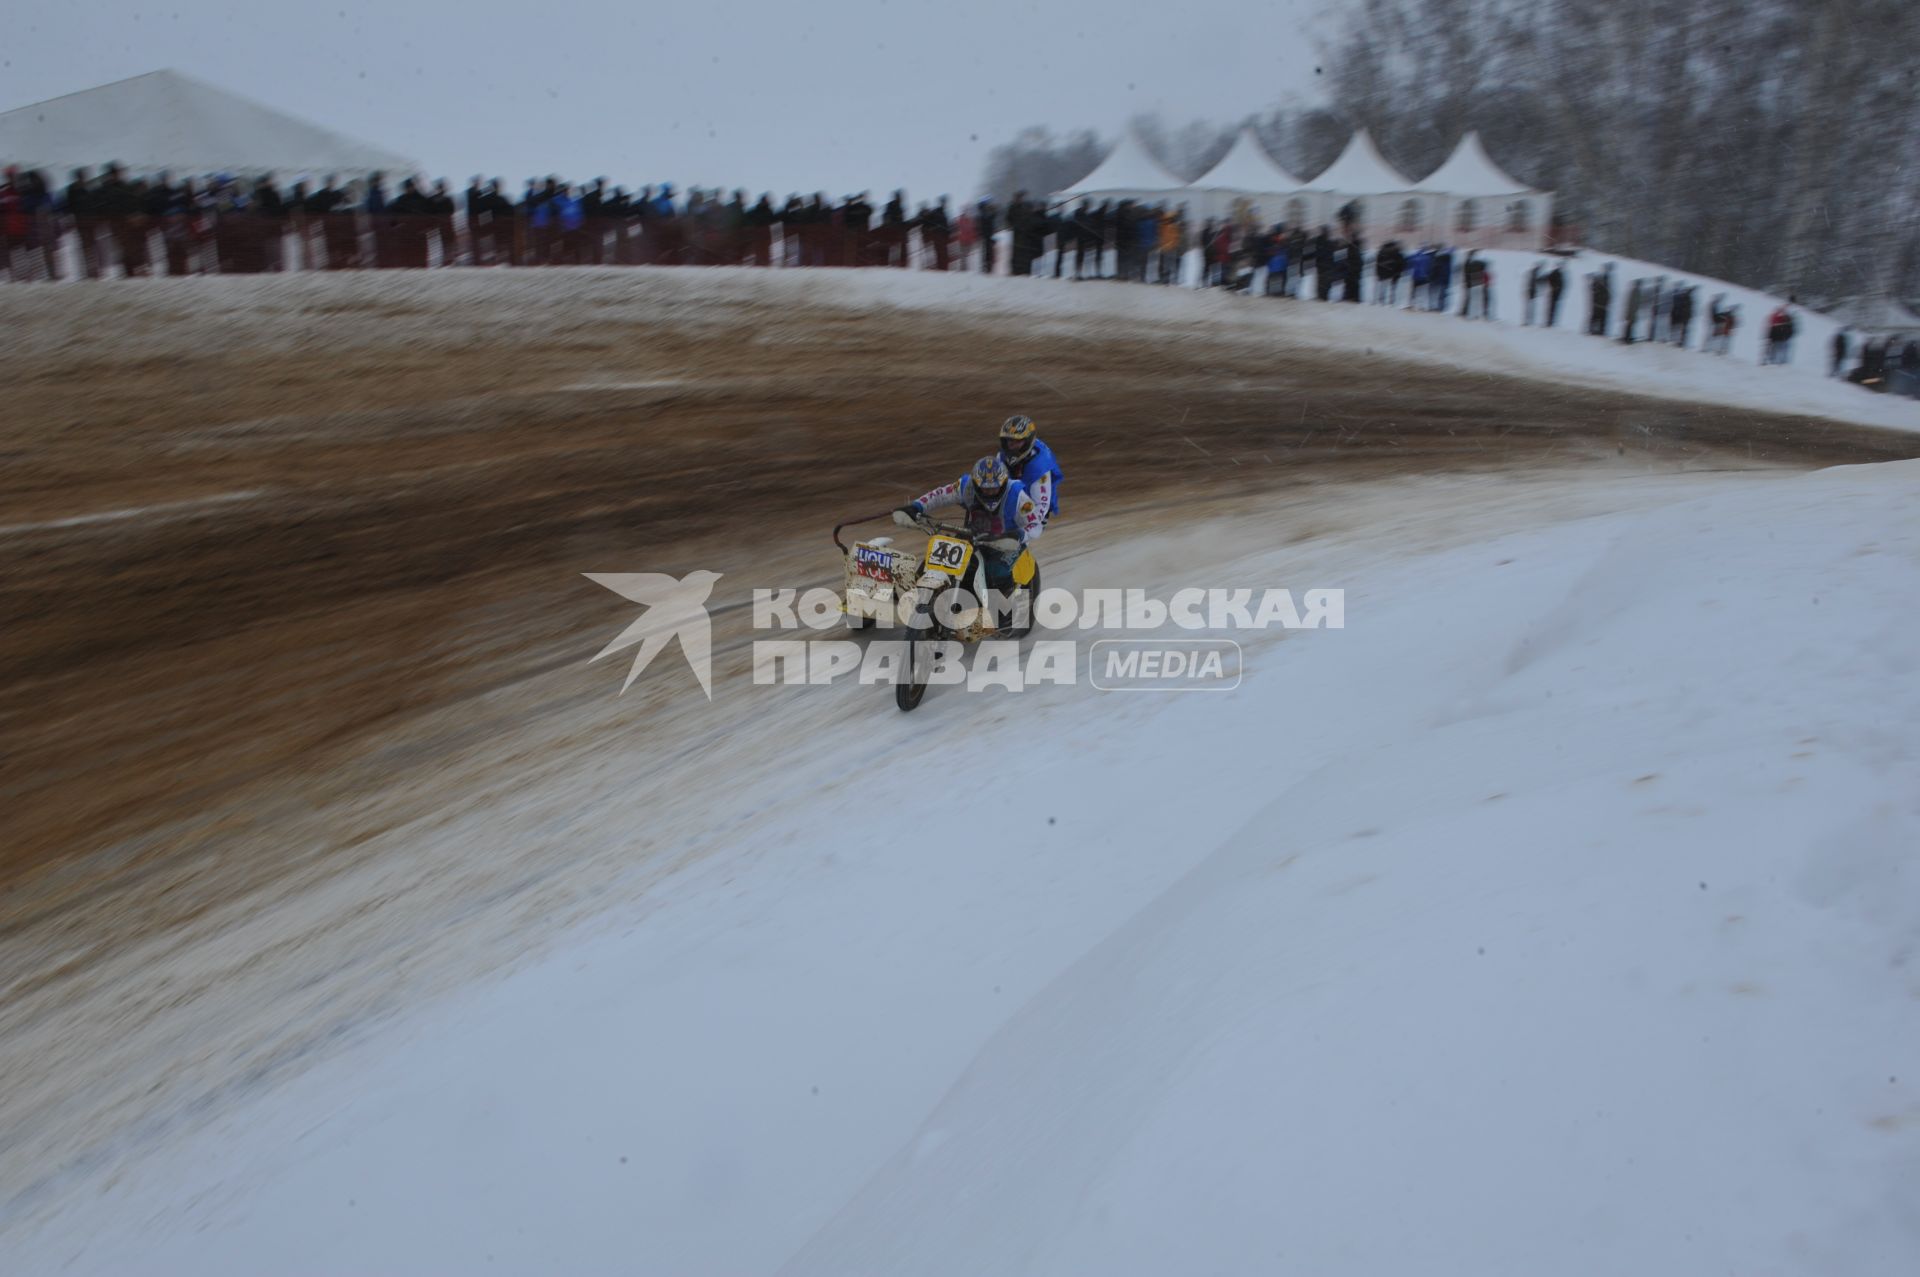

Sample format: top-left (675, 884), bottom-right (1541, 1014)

top-left (8, 0), bottom-right (1336, 198)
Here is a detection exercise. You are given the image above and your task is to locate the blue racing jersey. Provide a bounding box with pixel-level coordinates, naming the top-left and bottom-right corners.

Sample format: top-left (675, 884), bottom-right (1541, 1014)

top-left (1010, 437), bottom-right (1063, 519)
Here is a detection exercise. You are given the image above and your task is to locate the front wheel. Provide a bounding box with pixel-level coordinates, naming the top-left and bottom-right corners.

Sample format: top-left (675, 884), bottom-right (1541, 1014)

top-left (895, 588), bottom-right (936, 711)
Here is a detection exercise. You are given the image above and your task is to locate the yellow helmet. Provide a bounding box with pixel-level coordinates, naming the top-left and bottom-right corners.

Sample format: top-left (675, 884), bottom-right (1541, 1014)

top-left (999, 414), bottom-right (1037, 468)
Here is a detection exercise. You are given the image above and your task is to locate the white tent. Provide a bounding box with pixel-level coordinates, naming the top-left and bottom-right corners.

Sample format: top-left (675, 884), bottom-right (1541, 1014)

top-left (1410, 131), bottom-right (1551, 249)
top-left (1055, 130), bottom-right (1185, 206)
top-left (1298, 128), bottom-right (1426, 241)
top-left (1185, 126), bottom-right (1306, 224)
top-left (1415, 130), bottom-right (1533, 198)
top-left (1306, 128), bottom-right (1413, 195)
top-left (0, 70), bottom-right (417, 178)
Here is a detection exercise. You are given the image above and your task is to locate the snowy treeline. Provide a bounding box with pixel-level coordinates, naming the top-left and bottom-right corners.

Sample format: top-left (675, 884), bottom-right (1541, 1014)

top-left (985, 0), bottom-right (1920, 302)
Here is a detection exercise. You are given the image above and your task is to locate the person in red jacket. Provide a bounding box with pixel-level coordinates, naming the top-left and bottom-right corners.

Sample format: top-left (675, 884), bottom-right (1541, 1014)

top-left (0, 167), bottom-right (28, 281)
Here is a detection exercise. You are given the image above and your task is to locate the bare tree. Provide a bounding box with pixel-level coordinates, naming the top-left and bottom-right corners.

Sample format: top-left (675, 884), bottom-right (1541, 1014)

top-left (978, 0), bottom-right (1920, 299)
top-left (979, 127), bottom-right (1107, 204)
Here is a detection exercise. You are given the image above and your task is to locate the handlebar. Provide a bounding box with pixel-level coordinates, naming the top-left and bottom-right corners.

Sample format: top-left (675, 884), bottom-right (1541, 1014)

top-left (833, 508), bottom-right (967, 551)
top-left (832, 510), bottom-right (896, 553)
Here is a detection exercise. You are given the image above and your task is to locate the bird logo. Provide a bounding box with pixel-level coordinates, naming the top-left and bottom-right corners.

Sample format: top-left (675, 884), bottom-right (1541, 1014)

top-left (584, 570), bottom-right (723, 697)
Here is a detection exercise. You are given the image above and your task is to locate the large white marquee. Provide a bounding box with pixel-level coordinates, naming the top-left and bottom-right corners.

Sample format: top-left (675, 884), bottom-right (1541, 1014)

top-left (1053, 127), bottom-right (1554, 250)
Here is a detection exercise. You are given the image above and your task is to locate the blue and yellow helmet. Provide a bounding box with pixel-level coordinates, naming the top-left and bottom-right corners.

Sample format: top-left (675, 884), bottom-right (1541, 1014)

top-left (968, 454), bottom-right (1011, 512)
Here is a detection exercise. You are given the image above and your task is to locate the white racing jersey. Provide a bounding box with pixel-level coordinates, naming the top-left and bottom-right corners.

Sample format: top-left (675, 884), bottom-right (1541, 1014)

top-left (915, 473), bottom-right (1045, 546)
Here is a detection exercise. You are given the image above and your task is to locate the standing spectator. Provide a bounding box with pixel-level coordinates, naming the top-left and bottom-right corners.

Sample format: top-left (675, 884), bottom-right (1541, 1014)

top-left (1669, 286), bottom-right (1694, 348)
top-left (1207, 220), bottom-right (1233, 288)
top-left (365, 172), bottom-right (395, 267)
top-left (649, 183), bottom-right (680, 265)
top-left (954, 204), bottom-right (978, 272)
top-left (1407, 244), bottom-right (1431, 309)
top-left (1764, 302), bottom-right (1797, 365)
top-left (744, 193), bottom-right (776, 266)
top-left (1151, 206), bottom-right (1179, 285)
top-left (1311, 226), bottom-right (1336, 300)
top-left (1459, 252), bottom-right (1492, 319)
top-left (1545, 262), bottom-right (1566, 328)
top-left (1649, 277), bottom-right (1669, 342)
top-left (1075, 200), bottom-right (1099, 280)
top-left (1342, 234), bottom-right (1365, 302)
top-left (1133, 205), bottom-right (1158, 282)
top-left (388, 177), bottom-right (433, 268)
top-left (0, 168), bottom-right (27, 281)
top-left (776, 195), bottom-right (802, 266)
top-left (284, 178), bottom-right (313, 270)
top-left (1587, 263), bottom-right (1612, 335)
top-left (976, 198), bottom-right (998, 274)
top-left (1009, 192), bottom-right (1040, 276)
top-left (1523, 261), bottom-right (1542, 324)
top-left (841, 191), bottom-right (871, 267)
top-left (8, 169), bottom-right (61, 280)
top-left (463, 176), bottom-right (490, 264)
top-left (1620, 278), bottom-right (1644, 343)
top-left (720, 190), bottom-right (748, 266)
top-left (1109, 199), bottom-right (1137, 282)
top-left (66, 167), bottom-right (103, 278)
top-left (1046, 204), bottom-right (1069, 278)
top-left (604, 186), bottom-right (633, 264)
top-left (1235, 223), bottom-right (1265, 293)
top-left (1830, 327), bottom-right (1850, 377)
top-left (586, 179), bottom-right (616, 264)
top-left (332, 175), bottom-right (363, 268)
top-left (1264, 222), bottom-right (1289, 296)
top-left (880, 190), bottom-right (908, 268)
top-left (247, 176), bottom-right (287, 272)
top-left (1373, 240), bottom-right (1404, 305)
top-left (96, 165), bottom-right (149, 277)
top-left (428, 179), bottom-right (458, 266)
top-left (1431, 246), bottom-right (1454, 312)
top-left (302, 176), bottom-right (337, 269)
top-left (922, 197), bottom-right (950, 271)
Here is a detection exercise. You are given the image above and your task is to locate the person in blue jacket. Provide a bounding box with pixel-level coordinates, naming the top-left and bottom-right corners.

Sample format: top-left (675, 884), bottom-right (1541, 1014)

top-left (996, 415), bottom-right (1062, 523)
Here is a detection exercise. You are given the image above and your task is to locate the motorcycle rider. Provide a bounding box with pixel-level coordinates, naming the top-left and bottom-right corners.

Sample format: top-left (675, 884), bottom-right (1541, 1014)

top-left (895, 454), bottom-right (1043, 593)
top-left (996, 414), bottom-right (1062, 523)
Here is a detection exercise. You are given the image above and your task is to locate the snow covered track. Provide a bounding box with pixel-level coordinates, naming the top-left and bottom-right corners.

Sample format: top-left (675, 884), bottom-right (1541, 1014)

top-left (3, 269), bottom-right (1917, 1273)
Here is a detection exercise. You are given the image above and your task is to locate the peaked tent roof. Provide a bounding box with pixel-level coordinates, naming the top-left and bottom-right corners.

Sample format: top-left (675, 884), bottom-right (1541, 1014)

top-left (1188, 126), bottom-right (1304, 192)
top-left (0, 70), bottom-right (417, 176)
top-left (1412, 131), bottom-right (1535, 197)
top-left (1056, 129), bottom-right (1183, 198)
top-left (1303, 128), bottom-right (1413, 194)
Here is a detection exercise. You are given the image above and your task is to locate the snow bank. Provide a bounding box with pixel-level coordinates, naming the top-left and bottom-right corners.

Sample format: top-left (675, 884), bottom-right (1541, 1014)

top-left (18, 461), bottom-right (1918, 1275)
top-left (5, 256), bottom-right (1915, 436)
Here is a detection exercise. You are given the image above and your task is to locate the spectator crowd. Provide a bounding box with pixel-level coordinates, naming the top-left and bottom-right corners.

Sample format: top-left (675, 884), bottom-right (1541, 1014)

top-left (4, 163), bottom-right (1916, 397)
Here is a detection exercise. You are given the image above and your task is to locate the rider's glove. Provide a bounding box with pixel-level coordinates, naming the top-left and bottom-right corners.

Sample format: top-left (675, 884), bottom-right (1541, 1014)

top-left (893, 503), bottom-right (923, 526)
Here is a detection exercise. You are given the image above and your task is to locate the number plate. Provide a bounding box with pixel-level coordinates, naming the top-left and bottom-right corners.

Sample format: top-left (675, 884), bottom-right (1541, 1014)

top-left (924, 534), bottom-right (973, 577)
